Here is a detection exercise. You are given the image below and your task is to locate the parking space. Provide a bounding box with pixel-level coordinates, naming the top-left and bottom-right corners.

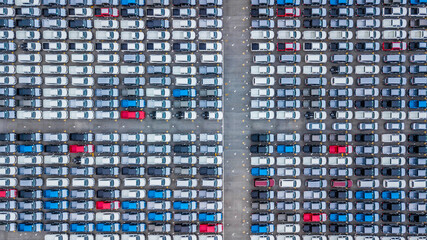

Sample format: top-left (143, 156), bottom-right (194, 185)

top-left (248, 0), bottom-right (427, 239)
top-left (0, 0), bottom-right (224, 239)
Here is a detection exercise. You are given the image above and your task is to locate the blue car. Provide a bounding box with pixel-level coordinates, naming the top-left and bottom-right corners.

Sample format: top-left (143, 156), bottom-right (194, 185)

top-left (173, 201), bottom-right (197, 210)
top-left (411, 0), bottom-right (427, 4)
top-left (147, 189), bottom-right (172, 199)
top-left (121, 0), bottom-right (144, 5)
top-left (44, 189), bottom-right (68, 198)
top-left (355, 191), bottom-right (379, 200)
top-left (44, 200), bottom-right (68, 210)
top-left (18, 223), bottom-right (43, 232)
top-left (330, 213), bottom-right (353, 222)
top-left (355, 213), bottom-right (379, 222)
top-left (277, 0), bottom-right (300, 5)
top-left (70, 223), bottom-right (95, 233)
top-left (199, 212), bottom-right (223, 222)
top-left (251, 167), bottom-right (275, 176)
top-left (122, 223), bottom-right (146, 233)
top-left (277, 145), bottom-right (300, 153)
top-left (173, 89), bottom-right (197, 98)
top-left (251, 224), bottom-right (274, 233)
top-left (121, 99), bottom-right (146, 108)
top-left (122, 201), bottom-right (146, 210)
top-left (18, 144), bottom-right (43, 153)
top-left (382, 191), bottom-right (405, 200)
top-left (148, 212), bottom-right (172, 221)
top-left (409, 100), bottom-right (427, 108)
top-left (330, 0), bottom-right (353, 4)
top-left (96, 223), bottom-right (120, 232)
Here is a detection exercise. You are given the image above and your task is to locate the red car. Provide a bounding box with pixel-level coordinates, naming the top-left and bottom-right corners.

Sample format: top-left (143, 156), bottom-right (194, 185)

top-left (254, 178), bottom-right (275, 187)
top-left (277, 8), bottom-right (301, 17)
top-left (303, 213), bottom-right (327, 222)
top-left (200, 224), bottom-right (223, 233)
top-left (329, 145), bottom-right (353, 154)
top-left (96, 201), bottom-right (120, 210)
top-left (331, 179), bottom-right (353, 188)
top-left (121, 111), bottom-right (145, 119)
top-left (277, 42), bottom-right (301, 51)
top-left (69, 145), bottom-right (94, 153)
top-left (0, 189), bottom-right (17, 198)
top-left (382, 42), bottom-right (407, 51)
top-left (95, 8), bottom-right (119, 17)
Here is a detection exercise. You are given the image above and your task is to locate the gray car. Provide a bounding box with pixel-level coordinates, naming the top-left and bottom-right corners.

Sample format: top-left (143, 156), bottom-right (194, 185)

top-left (45, 223), bottom-right (68, 232)
top-left (70, 189), bottom-right (95, 198)
top-left (147, 145), bottom-right (171, 154)
top-left (123, 212), bottom-right (145, 221)
top-left (123, 54), bottom-right (145, 63)
top-left (94, 0), bottom-right (119, 4)
top-left (18, 201), bottom-right (43, 210)
top-left (122, 145), bottom-right (145, 154)
top-left (95, 100), bottom-right (119, 108)
top-left (306, 179), bottom-right (327, 188)
top-left (303, 201), bottom-right (326, 210)
top-left (330, 19), bottom-right (354, 28)
top-left (355, 146), bottom-right (379, 154)
top-left (70, 201), bottom-right (94, 210)
top-left (44, 167), bottom-right (68, 176)
top-left (98, 77), bottom-right (119, 86)
top-left (123, 77), bottom-right (146, 86)
top-left (20, 178), bottom-right (43, 187)
top-left (95, 89), bottom-right (119, 97)
top-left (18, 167), bottom-right (42, 175)
top-left (19, 212), bottom-right (43, 221)
top-left (70, 167), bottom-right (95, 176)
top-left (45, 212), bottom-right (69, 221)
top-left (147, 66), bottom-right (171, 74)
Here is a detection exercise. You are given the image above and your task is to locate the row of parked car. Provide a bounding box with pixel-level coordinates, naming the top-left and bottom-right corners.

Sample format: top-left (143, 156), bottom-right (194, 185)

top-left (0, 0), bottom-right (222, 6)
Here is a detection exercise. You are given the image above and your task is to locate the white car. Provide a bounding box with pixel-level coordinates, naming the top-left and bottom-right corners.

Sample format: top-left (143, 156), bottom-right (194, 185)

top-left (44, 155), bottom-right (69, 165)
top-left (251, 88), bottom-right (274, 97)
top-left (146, 88), bottom-right (171, 97)
top-left (16, 65), bottom-right (40, 74)
top-left (276, 111), bottom-right (300, 120)
top-left (16, 110), bottom-right (42, 119)
top-left (71, 54), bottom-right (95, 63)
top-left (69, 111), bottom-right (94, 120)
top-left (199, 31), bottom-right (222, 40)
top-left (121, 20), bottom-right (145, 29)
top-left (172, 31), bottom-right (196, 40)
top-left (95, 66), bottom-right (119, 74)
top-left (95, 156), bottom-right (120, 165)
top-left (381, 111), bottom-right (406, 120)
top-left (46, 178), bottom-right (69, 187)
top-left (121, 31), bottom-right (145, 40)
top-left (250, 30), bottom-right (274, 40)
top-left (97, 54), bottom-right (119, 63)
top-left (95, 111), bottom-right (119, 120)
top-left (72, 178), bottom-right (95, 187)
top-left (382, 19), bottom-right (407, 28)
top-left (382, 30), bottom-right (407, 40)
top-left (303, 31), bottom-right (327, 40)
top-left (0, 178), bottom-right (16, 187)
top-left (172, 66), bottom-right (197, 75)
top-left (146, 156), bottom-right (171, 165)
top-left (251, 66), bottom-right (275, 75)
top-left (250, 111), bottom-right (275, 120)
top-left (69, 31), bottom-right (93, 40)
top-left (42, 111), bottom-right (68, 120)
top-left (120, 66), bottom-right (145, 74)
top-left (328, 157), bottom-right (352, 165)
top-left (121, 133), bottom-right (146, 142)
top-left (354, 111), bottom-right (379, 120)
top-left (43, 30), bottom-right (67, 40)
top-left (356, 30), bottom-right (381, 40)
top-left (68, 66), bottom-right (94, 75)
top-left (408, 111), bottom-right (427, 120)
top-left (17, 54), bottom-right (42, 63)
top-left (172, 20), bottom-right (196, 29)
top-left (45, 54), bottom-right (68, 64)
top-left (381, 157), bottom-right (405, 166)
top-left (146, 134), bottom-right (171, 143)
top-left (146, 31), bottom-right (170, 40)
top-left (68, 8), bottom-right (93, 17)
top-left (43, 65), bottom-right (67, 74)
top-left (94, 20), bottom-right (119, 29)
top-left (355, 65), bottom-right (380, 74)
top-left (409, 30), bottom-right (427, 39)
top-left (98, 178), bottom-right (120, 187)
top-left (123, 178), bottom-right (147, 187)
top-left (95, 31), bottom-right (119, 40)
top-left (381, 134), bottom-right (406, 142)
top-left (303, 157), bottom-right (327, 165)
top-left (277, 66), bottom-right (301, 74)
top-left (329, 31), bottom-right (353, 40)
top-left (303, 66), bottom-right (327, 75)
top-left (68, 88), bottom-right (93, 97)
top-left (277, 30), bottom-right (302, 39)
top-left (0, 30), bottom-right (14, 40)
top-left (17, 156), bottom-right (42, 165)
top-left (96, 213), bottom-right (120, 222)
top-left (201, 54), bottom-right (223, 63)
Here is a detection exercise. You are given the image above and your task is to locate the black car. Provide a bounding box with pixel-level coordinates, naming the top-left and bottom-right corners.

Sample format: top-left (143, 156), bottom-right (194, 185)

top-left (251, 134), bottom-right (273, 142)
top-left (173, 0), bottom-right (195, 5)
top-left (122, 167), bottom-right (144, 176)
top-left (382, 202), bottom-right (404, 211)
top-left (68, 20), bottom-right (92, 28)
top-left (251, 190), bottom-right (270, 199)
top-left (356, 42), bottom-right (379, 51)
top-left (381, 168), bottom-right (404, 176)
top-left (250, 145), bottom-right (272, 154)
top-left (355, 134), bottom-right (377, 142)
top-left (409, 146), bottom-right (427, 153)
top-left (42, 8), bottom-right (67, 17)
top-left (16, 19), bottom-right (40, 28)
top-left (330, 224), bottom-right (351, 233)
top-left (17, 88), bottom-right (41, 97)
top-left (147, 167), bottom-right (169, 176)
top-left (121, 8), bottom-right (144, 17)
top-left (381, 100), bottom-right (404, 108)
top-left (354, 168), bottom-right (378, 176)
top-left (329, 190), bottom-right (349, 199)
top-left (409, 214), bottom-right (427, 222)
top-left (96, 167), bottom-right (119, 175)
top-left (97, 190), bottom-right (120, 199)
top-left (45, 145), bottom-right (68, 153)
top-left (17, 133), bottom-right (42, 141)
top-left (355, 100), bottom-right (378, 108)
top-left (303, 224), bottom-right (325, 233)
top-left (330, 42), bottom-right (353, 51)
top-left (303, 19), bottom-right (325, 28)
top-left (409, 42), bottom-right (427, 51)
top-left (173, 145), bottom-right (195, 153)
top-left (174, 224), bottom-right (196, 233)
top-left (0, 133), bottom-right (15, 141)
top-left (199, 167), bottom-right (221, 175)
top-left (146, 19), bottom-right (169, 29)
top-left (19, 190), bottom-right (42, 199)
top-left (382, 214), bottom-right (405, 222)
top-left (409, 134), bottom-right (427, 142)
top-left (69, 133), bottom-right (94, 142)
top-left (303, 145), bottom-right (325, 153)
top-left (329, 8), bottom-right (353, 17)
